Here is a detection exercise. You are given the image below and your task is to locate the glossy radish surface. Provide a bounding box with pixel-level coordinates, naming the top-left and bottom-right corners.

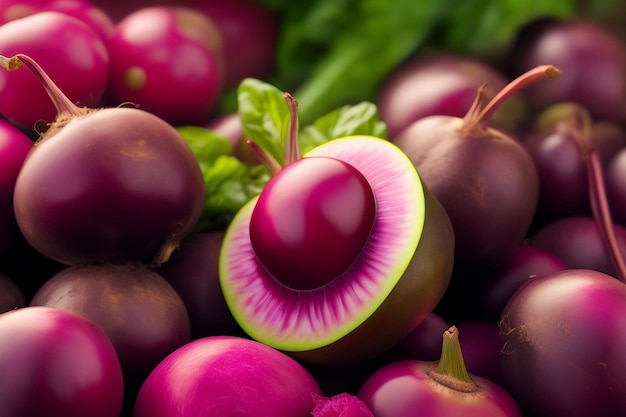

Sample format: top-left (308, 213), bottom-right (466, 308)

top-left (0, 11), bottom-right (109, 129)
top-left (2, 53), bottom-right (206, 266)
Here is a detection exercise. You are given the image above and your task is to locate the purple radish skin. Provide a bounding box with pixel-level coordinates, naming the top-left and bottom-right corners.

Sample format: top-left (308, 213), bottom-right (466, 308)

top-left (2, 53), bottom-right (205, 266)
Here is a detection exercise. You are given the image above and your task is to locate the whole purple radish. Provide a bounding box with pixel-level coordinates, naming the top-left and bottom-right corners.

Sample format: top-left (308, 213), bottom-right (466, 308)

top-left (134, 335), bottom-right (323, 417)
top-left (0, 306), bottom-right (124, 417)
top-left (455, 320), bottom-right (505, 387)
top-left (220, 95), bottom-right (454, 367)
top-left (377, 51), bottom-right (526, 139)
top-left (106, 6), bottom-right (224, 126)
top-left (29, 262), bottom-right (191, 390)
top-left (0, 118), bottom-right (32, 260)
top-left (2, 53), bottom-right (205, 266)
top-left (0, 11), bottom-right (109, 129)
top-left (393, 65), bottom-right (559, 271)
top-left (358, 326), bottom-right (522, 417)
top-left (508, 17), bottom-right (626, 124)
top-left (499, 268), bottom-right (626, 417)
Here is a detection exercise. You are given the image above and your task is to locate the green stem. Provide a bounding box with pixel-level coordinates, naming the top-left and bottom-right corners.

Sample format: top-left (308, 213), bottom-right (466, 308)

top-left (428, 326), bottom-right (477, 393)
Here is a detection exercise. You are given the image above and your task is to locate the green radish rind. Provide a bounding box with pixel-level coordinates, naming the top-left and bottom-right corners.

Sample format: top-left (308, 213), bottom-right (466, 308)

top-left (220, 135), bottom-right (425, 352)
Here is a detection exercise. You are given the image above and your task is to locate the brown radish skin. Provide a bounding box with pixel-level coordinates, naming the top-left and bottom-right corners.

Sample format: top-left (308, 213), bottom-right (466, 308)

top-left (393, 65), bottom-right (560, 272)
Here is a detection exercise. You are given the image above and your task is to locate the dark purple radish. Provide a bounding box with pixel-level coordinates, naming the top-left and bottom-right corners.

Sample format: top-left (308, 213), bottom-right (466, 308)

top-left (0, 272), bottom-right (25, 313)
top-left (499, 269), bottom-right (626, 417)
top-left (381, 312), bottom-right (450, 363)
top-left (134, 335), bottom-right (323, 417)
top-left (358, 326), bottom-right (522, 417)
top-left (475, 244), bottom-right (567, 322)
top-left (2, 53), bottom-right (205, 266)
top-left (106, 6), bottom-right (224, 126)
top-left (377, 51), bottom-right (527, 139)
top-left (508, 17), bottom-right (626, 124)
top-left (0, 0), bottom-right (115, 41)
top-left (0, 118), bottom-right (32, 260)
top-left (0, 306), bottom-right (124, 417)
top-left (156, 230), bottom-right (245, 339)
top-left (220, 95), bottom-right (454, 367)
top-left (531, 215), bottom-right (626, 278)
top-left (187, 0), bottom-right (278, 88)
top-left (0, 11), bottom-right (109, 129)
top-left (606, 147), bottom-right (626, 227)
top-left (393, 66), bottom-right (559, 271)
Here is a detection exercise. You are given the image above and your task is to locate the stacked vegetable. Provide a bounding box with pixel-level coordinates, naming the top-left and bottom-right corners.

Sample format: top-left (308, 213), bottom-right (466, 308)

top-left (1, 0), bottom-right (626, 416)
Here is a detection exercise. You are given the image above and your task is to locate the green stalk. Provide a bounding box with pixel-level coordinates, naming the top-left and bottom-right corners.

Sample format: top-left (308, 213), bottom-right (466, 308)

top-left (428, 326), bottom-right (477, 393)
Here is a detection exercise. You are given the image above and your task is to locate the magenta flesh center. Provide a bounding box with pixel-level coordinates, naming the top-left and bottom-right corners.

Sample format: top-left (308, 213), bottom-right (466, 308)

top-left (249, 156), bottom-right (377, 290)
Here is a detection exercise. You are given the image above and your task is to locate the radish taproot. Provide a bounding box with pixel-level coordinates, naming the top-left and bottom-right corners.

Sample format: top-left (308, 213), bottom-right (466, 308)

top-left (1, 53), bottom-right (205, 266)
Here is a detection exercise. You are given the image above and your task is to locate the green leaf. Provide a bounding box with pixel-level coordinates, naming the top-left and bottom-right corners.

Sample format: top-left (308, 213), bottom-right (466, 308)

top-left (299, 101), bottom-right (388, 154)
top-left (237, 78), bottom-right (291, 166)
top-left (176, 125), bottom-right (232, 173)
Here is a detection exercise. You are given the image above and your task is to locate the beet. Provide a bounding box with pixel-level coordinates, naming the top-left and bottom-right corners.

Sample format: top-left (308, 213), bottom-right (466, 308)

top-left (1, 53), bottom-right (205, 266)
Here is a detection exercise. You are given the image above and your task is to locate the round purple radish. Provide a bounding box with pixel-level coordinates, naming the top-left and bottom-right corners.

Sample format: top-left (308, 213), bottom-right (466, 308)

top-left (29, 262), bottom-right (191, 389)
top-left (3, 53), bottom-right (205, 266)
top-left (530, 215), bottom-right (626, 277)
top-left (106, 6), bottom-right (224, 126)
top-left (0, 11), bottom-right (109, 129)
top-left (134, 335), bottom-right (323, 417)
top-left (508, 17), bottom-right (626, 123)
top-left (220, 134), bottom-right (454, 367)
top-left (499, 268), bottom-right (626, 417)
top-left (393, 66), bottom-right (558, 270)
top-left (358, 326), bottom-right (522, 417)
top-left (455, 320), bottom-right (505, 387)
top-left (0, 118), bottom-right (32, 260)
top-left (377, 51), bottom-right (526, 139)
top-left (0, 306), bottom-right (124, 417)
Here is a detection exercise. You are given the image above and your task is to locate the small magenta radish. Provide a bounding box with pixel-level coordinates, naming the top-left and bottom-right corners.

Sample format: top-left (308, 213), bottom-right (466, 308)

top-left (106, 6), bottom-right (224, 126)
top-left (0, 11), bottom-right (109, 129)
top-left (2, 53), bottom-right (205, 266)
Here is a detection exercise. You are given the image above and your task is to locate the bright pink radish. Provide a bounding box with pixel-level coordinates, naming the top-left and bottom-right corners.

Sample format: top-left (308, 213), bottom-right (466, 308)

top-left (134, 335), bottom-right (323, 417)
top-left (0, 306), bottom-right (124, 417)
top-left (188, 0), bottom-right (278, 88)
top-left (358, 326), bottom-right (522, 417)
top-left (500, 269), bottom-right (626, 417)
top-left (0, 0), bottom-right (115, 41)
top-left (2, 53), bottom-right (205, 266)
top-left (0, 118), bottom-right (32, 260)
top-left (0, 11), bottom-right (109, 129)
top-left (106, 6), bottom-right (224, 126)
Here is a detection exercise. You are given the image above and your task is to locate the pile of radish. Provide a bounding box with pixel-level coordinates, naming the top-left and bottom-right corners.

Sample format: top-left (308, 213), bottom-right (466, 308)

top-left (1, 0), bottom-right (626, 416)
